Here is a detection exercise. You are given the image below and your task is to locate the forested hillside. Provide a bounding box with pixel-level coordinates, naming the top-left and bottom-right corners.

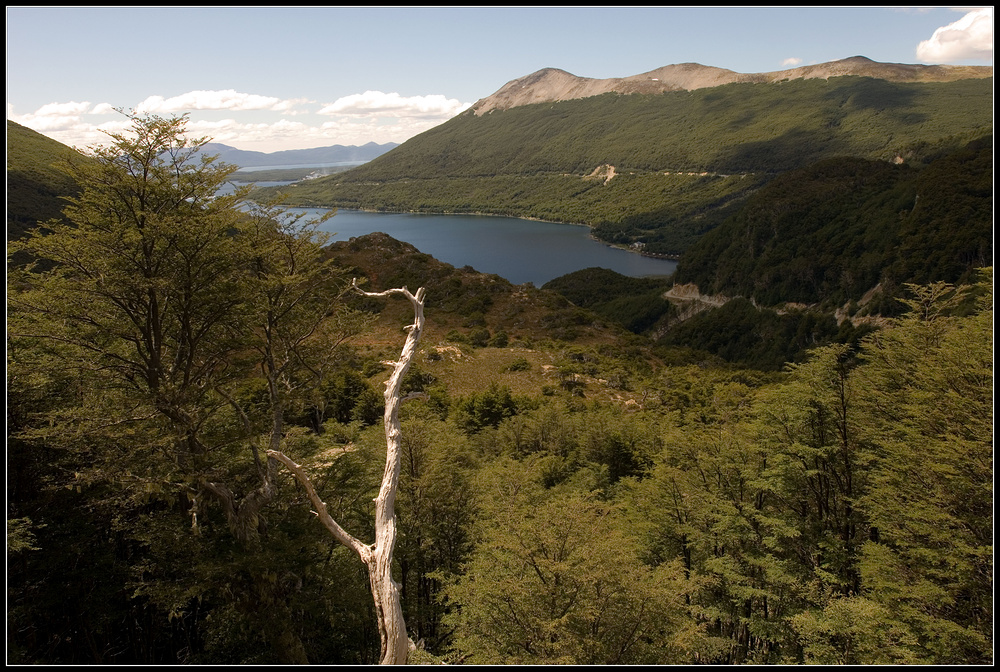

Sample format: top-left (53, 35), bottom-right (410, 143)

top-left (673, 136), bottom-right (993, 309)
top-left (535, 135), bottom-right (991, 370)
top-left (542, 268), bottom-right (676, 334)
top-left (7, 114), bottom-right (993, 665)
top-left (267, 75), bottom-right (992, 254)
top-left (6, 120), bottom-right (87, 241)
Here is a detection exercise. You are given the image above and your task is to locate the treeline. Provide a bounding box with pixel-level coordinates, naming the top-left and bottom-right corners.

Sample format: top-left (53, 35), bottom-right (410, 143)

top-left (7, 114), bottom-right (993, 665)
top-left (673, 136), bottom-right (993, 309)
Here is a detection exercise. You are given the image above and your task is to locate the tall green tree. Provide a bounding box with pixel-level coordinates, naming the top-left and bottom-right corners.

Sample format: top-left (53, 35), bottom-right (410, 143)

top-left (7, 113), bottom-right (362, 663)
top-left (392, 410), bottom-right (478, 651)
top-left (9, 112), bottom-right (255, 499)
top-left (753, 344), bottom-right (869, 597)
top-left (851, 276), bottom-right (993, 664)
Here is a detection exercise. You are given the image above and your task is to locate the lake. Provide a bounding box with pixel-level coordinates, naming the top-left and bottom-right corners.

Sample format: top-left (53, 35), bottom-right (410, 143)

top-left (291, 208), bottom-right (678, 287)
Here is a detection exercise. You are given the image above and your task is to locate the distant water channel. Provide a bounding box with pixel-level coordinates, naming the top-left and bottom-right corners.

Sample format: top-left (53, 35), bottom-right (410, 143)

top-left (291, 208), bottom-right (678, 287)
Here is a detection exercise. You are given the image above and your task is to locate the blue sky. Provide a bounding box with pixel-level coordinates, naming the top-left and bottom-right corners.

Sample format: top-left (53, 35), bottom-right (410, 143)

top-left (6, 6), bottom-right (993, 153)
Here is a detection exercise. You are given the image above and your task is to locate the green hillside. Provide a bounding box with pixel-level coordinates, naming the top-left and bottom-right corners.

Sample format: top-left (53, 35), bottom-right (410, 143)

top-left (266, 76), bottom-right (992, 254)
top-left (542, 268), bottom-right (676, 334)
top-left (536, 138), bottom-right (990, 370)
top-left (673, 136), bottom-right (993, 309)
top-left (6, 120), bottom-right (87, 241)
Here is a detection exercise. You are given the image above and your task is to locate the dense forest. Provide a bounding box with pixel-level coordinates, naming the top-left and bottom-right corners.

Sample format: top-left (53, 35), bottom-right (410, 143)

top-left (673, 138), bottom-right (993, 309)
top-left (7, 114), bottom-right (992, 665)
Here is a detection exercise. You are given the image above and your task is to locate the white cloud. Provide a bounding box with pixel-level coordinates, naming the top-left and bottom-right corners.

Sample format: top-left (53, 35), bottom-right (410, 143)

top-left (134, 89), bottom-right (310, 114)
top-left (7, 100), bottom-right (95, 132)
top-left (916, 8), bottom-right (993, 63)
top-left (6, 103), bottom-right (128, 149)
top-left (9, 88), bottom-right (473, 153)
top-left (781, 57), bottom-right (803, 67)
top-left (318, 91), bottom-right (471, 119)
top-left (34, 100), bottom-right (93, 117)
top-left (185, 118), bottom-right (315, 147)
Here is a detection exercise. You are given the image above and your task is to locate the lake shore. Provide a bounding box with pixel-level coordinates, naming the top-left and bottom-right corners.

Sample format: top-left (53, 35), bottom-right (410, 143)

top-left (287, 207), bottom-right (678, 286)
top-left (314, 205), bottom-right (683, 262)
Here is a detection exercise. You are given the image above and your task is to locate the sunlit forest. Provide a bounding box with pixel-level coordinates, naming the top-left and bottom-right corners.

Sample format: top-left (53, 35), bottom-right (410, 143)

top-left (7, 114), bottom-right (992, 665)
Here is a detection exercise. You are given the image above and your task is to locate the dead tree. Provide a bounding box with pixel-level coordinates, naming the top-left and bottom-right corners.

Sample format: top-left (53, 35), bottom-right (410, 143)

top-left (269, 281), bottom-right (425, 665)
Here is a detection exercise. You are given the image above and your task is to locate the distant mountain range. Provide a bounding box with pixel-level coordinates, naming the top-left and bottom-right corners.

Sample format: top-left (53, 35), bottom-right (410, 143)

top-left (200, 141), bottom-right (399, 168)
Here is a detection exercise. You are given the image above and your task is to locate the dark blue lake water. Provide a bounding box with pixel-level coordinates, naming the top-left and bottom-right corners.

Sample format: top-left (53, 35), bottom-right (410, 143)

top-left (291, 208), bottom-right (678, 287)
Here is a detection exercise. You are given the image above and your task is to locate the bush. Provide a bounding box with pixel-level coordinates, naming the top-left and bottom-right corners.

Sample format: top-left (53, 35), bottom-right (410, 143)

top-left (453, 382), bottom-right (523, 433)
top-left (505, 357), bottom-right (531, 372)
top-left (468, 328), bottom-right (491, 348)
top-left (488, 331), bottom-right (509, 348)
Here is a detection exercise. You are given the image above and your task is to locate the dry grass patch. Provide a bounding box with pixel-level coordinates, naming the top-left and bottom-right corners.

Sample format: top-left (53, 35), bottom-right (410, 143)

top-left (420, 344), bottom-right (557, 398)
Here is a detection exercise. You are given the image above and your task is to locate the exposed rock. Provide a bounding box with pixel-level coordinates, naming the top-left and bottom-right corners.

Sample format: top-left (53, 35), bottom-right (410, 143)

top-left (584, 164), bottom-right (617, 185)
top-left (471, 56), bottom-right (993, 115)
top-left (663, 283), bottom-right (731, 323)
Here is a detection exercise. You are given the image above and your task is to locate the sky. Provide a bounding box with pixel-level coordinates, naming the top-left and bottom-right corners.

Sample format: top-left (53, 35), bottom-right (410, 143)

top-left (6, 6), bottom-right (993, 154)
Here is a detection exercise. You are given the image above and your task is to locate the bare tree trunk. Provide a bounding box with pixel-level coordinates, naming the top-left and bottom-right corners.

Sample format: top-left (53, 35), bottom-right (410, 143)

top-left (270, 282), bottom-right (425, 665)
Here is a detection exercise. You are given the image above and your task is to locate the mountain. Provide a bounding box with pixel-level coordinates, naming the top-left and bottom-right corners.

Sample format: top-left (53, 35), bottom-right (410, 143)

top-left (6, 119), bottom-right (88, 242)
top-left (200, 141), bottom-right (398, 168)
top-left (265, 58), bottom-right (992, 255)
top-left (471, 56), bottom-right (993, 114)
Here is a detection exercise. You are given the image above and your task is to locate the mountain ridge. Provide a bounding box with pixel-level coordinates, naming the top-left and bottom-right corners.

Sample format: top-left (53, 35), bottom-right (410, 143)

top-left (472, 56), bottom-right (993, 114)
top-left (200, 140), bottom-right (399, 168)
top-left (267, 68), bottom-right (991, 255)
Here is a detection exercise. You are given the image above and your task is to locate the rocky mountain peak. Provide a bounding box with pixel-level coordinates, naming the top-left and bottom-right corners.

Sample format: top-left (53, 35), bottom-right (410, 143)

top-left (470, 56), bottom-right (993, 115)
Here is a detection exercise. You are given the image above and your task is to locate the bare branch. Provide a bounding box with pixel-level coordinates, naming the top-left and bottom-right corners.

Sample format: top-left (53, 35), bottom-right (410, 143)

top-left (267, 449), bottom-right (372, 563)
top-left (275, 278), bottom-right (425, 664)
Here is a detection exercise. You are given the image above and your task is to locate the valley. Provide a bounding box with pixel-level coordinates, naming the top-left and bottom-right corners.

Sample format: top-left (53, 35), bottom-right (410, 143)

top-left (264, 71), bottom-right (991, 257)
top-left (6, 54), bottom-right (993, 665)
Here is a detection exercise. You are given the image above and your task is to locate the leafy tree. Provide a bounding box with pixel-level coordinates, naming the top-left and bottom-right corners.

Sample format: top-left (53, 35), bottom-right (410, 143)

top-left (789, 596), bottom-right (921, 664)
top-left (626, 371), bottom-right (814, 663)
top-left (236, 195), bottom-right (367, 491)
top-left (851, 276), bottom-right (993, 663)
top-left (752, 344), bottom-right (870, 597)
top-left (442, 457), bottom-right (691, 664)
top-left (392, 411), bottom-right (478, 651)
top-left (453, 381), bottom-right (525, 433)
top-left (7, 113), bottom-right (363, 663)
top-left (579, 405), bottom-right (661, 484)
